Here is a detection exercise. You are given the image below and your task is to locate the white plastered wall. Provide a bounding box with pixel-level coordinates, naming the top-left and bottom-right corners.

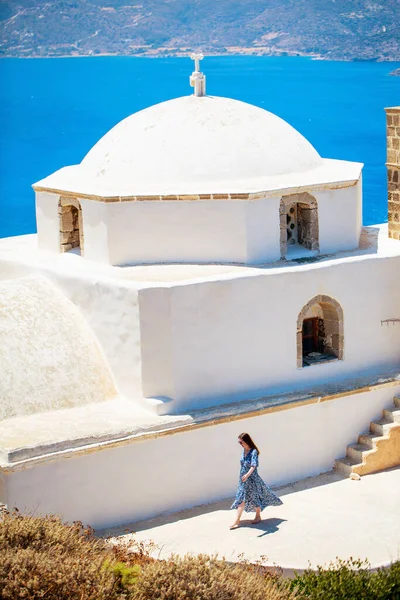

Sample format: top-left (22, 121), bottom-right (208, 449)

top-left (316, 181), bottom-right (362, 255)
top-left (139, 254), bottom-right (400, 413)
top-left (106, 200), bottom-right (249, 266)
top-left (139, 287), bottom-right (175, 400)
top-left (35, 179), bottom-right (361, 265)
top-left (246, 196), bottom-right (281, 263)
top-left (35, 194), bottom-right (111, 262)
top-left (95, 184), bottom-right (362, 266)
top-left (4, 384), bottom-right (399, 529)
top-left (63, 278), bottom-right (143, 401)
top-left (35, 191), bottom-right (60, 252)
top-left (50, 275), bottom-right (143, 401)
top-left (239, 180), bottom-right (362, 264)
top-left (79, 199), bottom-right (111, 263)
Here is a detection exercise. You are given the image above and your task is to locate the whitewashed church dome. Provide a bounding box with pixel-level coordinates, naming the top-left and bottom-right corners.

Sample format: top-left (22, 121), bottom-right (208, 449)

top-left (0, 277), bottom-right (116, 419)
top-left (80, 95), bottom-right (322, 193)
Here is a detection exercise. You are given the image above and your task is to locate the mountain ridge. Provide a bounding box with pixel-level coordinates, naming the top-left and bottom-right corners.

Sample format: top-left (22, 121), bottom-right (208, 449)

top-left (1, 0), bottom-right (399, 61)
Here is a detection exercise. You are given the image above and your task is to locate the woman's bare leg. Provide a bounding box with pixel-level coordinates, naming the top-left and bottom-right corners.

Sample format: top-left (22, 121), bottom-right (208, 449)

top-left (252, 507), bottom-right (261, 524)
top-left (230, 502), bottom-right (245, 529)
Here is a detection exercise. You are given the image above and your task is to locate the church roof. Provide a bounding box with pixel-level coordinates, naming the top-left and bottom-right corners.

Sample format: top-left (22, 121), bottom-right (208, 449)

top-left (81, 95), bottom-right (322, 186)
top-left (34, 95), bottom-right (362, 198)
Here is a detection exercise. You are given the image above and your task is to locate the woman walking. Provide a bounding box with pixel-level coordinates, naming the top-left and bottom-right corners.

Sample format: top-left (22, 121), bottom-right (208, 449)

top-left (230, 432), bottom-right (282, 529)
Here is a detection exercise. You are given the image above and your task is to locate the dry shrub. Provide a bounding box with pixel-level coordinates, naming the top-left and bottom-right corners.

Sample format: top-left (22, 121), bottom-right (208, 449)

top-left (110, 536), bottom-right (157, 568)
top-left (0, 508), bottom-right (142, 600)
top-left (0, 509), bottom-right (296, 600)
top-left (132, 553), bottom-right (296, 600)
top-left (0, 545), bottom-right (121, 600)
top-left (0, 508), bottom-right (96, 554)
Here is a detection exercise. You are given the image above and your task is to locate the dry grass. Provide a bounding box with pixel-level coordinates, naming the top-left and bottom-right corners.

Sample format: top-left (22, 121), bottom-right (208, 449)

top-left (132, 553), bottom-right (296, 600)
top-left (0, 508), bottom-right (143, 599)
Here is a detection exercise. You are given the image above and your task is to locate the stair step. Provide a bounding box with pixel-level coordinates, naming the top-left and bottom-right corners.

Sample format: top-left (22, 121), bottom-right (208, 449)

top-left (370, 418), bottom-right (395, 435)
top-left (383, 408), bottom-right (400, 423)
top-left (334, 456), bottom-right (361, 476)
top-left (358, 431), bottom-right (383, 448)
top-left (335, 398), bottom-right (400, 479)
top-left (347, 443), bottom-right (372, 462)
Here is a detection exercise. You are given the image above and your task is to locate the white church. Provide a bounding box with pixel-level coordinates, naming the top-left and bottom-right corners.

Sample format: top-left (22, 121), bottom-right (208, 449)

top-left (0, 57), bottom-right (399, 528)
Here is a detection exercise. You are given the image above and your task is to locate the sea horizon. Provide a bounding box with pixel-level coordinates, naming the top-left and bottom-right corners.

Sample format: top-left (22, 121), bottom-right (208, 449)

top-left (2, 54), bottom-right (400, 63)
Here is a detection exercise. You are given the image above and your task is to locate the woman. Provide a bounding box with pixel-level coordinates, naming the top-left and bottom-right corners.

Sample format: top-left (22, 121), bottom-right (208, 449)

top-left (230, 432), bottom-right (282, 529)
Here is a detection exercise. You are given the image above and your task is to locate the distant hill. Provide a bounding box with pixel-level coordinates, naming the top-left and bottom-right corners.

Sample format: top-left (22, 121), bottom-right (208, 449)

top-left (1, 0), bottom-right (399, 60)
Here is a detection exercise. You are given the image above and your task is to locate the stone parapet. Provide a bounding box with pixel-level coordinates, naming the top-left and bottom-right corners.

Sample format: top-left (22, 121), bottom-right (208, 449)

top-left (386, 107), bottom-right (400, 239)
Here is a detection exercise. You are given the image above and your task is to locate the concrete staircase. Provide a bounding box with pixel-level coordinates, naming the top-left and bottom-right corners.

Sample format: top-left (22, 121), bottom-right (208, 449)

top-left (335, 396), bottom-right (400, 477)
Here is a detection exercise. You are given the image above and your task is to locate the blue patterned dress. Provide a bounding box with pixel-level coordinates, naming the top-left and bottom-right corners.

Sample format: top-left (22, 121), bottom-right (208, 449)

top-left (231, 448), bottom-right (283, 512)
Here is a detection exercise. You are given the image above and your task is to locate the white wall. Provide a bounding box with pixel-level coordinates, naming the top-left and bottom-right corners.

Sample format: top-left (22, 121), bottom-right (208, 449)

top-left (102, 185), bottom-right (362, 266)
top-left (139, 287), bottom-right (175, 400)
top-left (80, 199), bottom-right (111, 263)
top-left (34, 182), bottom-right (361, 266)
top-left (65, 278), bottom-right (143, 401)
top-left (35, 191), bottom-right (60, 253)
top-left (4, 384), bottom-right (399, 529)
top-left (246, 196), bottom-right (281, 263)
top-left (105, 179), bottom-right (362, 265)
top-left (0, 472), bottom-right (7, 508)
top-left (317, 182), bottom-right (361, 255)
top-left (46, 273), bottom-right (143, 401)
top-left (104, 183), bottom-right (361, 266)
top-left (139, 254), bottom-right (400, 413)
top-left (107, 200), bottom-right (249, 266)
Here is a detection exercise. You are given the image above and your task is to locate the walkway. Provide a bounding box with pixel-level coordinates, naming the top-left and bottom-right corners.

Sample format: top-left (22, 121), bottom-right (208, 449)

top-left (102, 468), bottom-right (400, 574)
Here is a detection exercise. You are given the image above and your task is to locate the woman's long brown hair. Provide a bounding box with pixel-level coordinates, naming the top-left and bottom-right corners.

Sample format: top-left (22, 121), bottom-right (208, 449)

top-left (238, 432), bottom-right (260, 455)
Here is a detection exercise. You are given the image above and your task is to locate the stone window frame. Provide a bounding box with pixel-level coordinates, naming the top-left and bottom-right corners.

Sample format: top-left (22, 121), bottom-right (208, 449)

top-left (280, 192), bottom-right (319, 259)
top-left (58, 196), bottom-right (84, 256)
top-left (296, 295), bottom-right (344, 368)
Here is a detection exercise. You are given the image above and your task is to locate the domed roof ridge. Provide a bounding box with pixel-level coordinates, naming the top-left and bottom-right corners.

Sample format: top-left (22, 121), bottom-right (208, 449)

top-left (80, 94), bottom-right (322, 193)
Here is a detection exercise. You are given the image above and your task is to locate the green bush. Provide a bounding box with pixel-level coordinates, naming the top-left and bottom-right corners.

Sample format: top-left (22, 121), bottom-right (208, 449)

top-left (289, 557), bottom-right (400, 600)
top-left (374, 560), bottom-right (400, 600)
top-left (132, 553), bottom-right (295, 600)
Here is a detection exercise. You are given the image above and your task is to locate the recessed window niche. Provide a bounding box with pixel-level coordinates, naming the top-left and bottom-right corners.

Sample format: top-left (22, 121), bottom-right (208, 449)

top-left (297, 295), bottom-right (344, 368)
top-left (280, 192), bottom-right (319, 260)
top-left (58, 197), bottom-right (84, 255)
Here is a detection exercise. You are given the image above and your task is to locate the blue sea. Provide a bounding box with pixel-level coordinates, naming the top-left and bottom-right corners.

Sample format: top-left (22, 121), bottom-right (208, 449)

top-left (1, 56), bottom-right (400, 238)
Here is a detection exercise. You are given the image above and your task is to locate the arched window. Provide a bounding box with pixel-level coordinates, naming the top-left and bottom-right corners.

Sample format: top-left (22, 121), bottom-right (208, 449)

top-left (59, 197), bottom-right (83, 255)
top-left (297, 295), bottom-right (343, 368)
top-left (280, 192), bottom-right (319, 259)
